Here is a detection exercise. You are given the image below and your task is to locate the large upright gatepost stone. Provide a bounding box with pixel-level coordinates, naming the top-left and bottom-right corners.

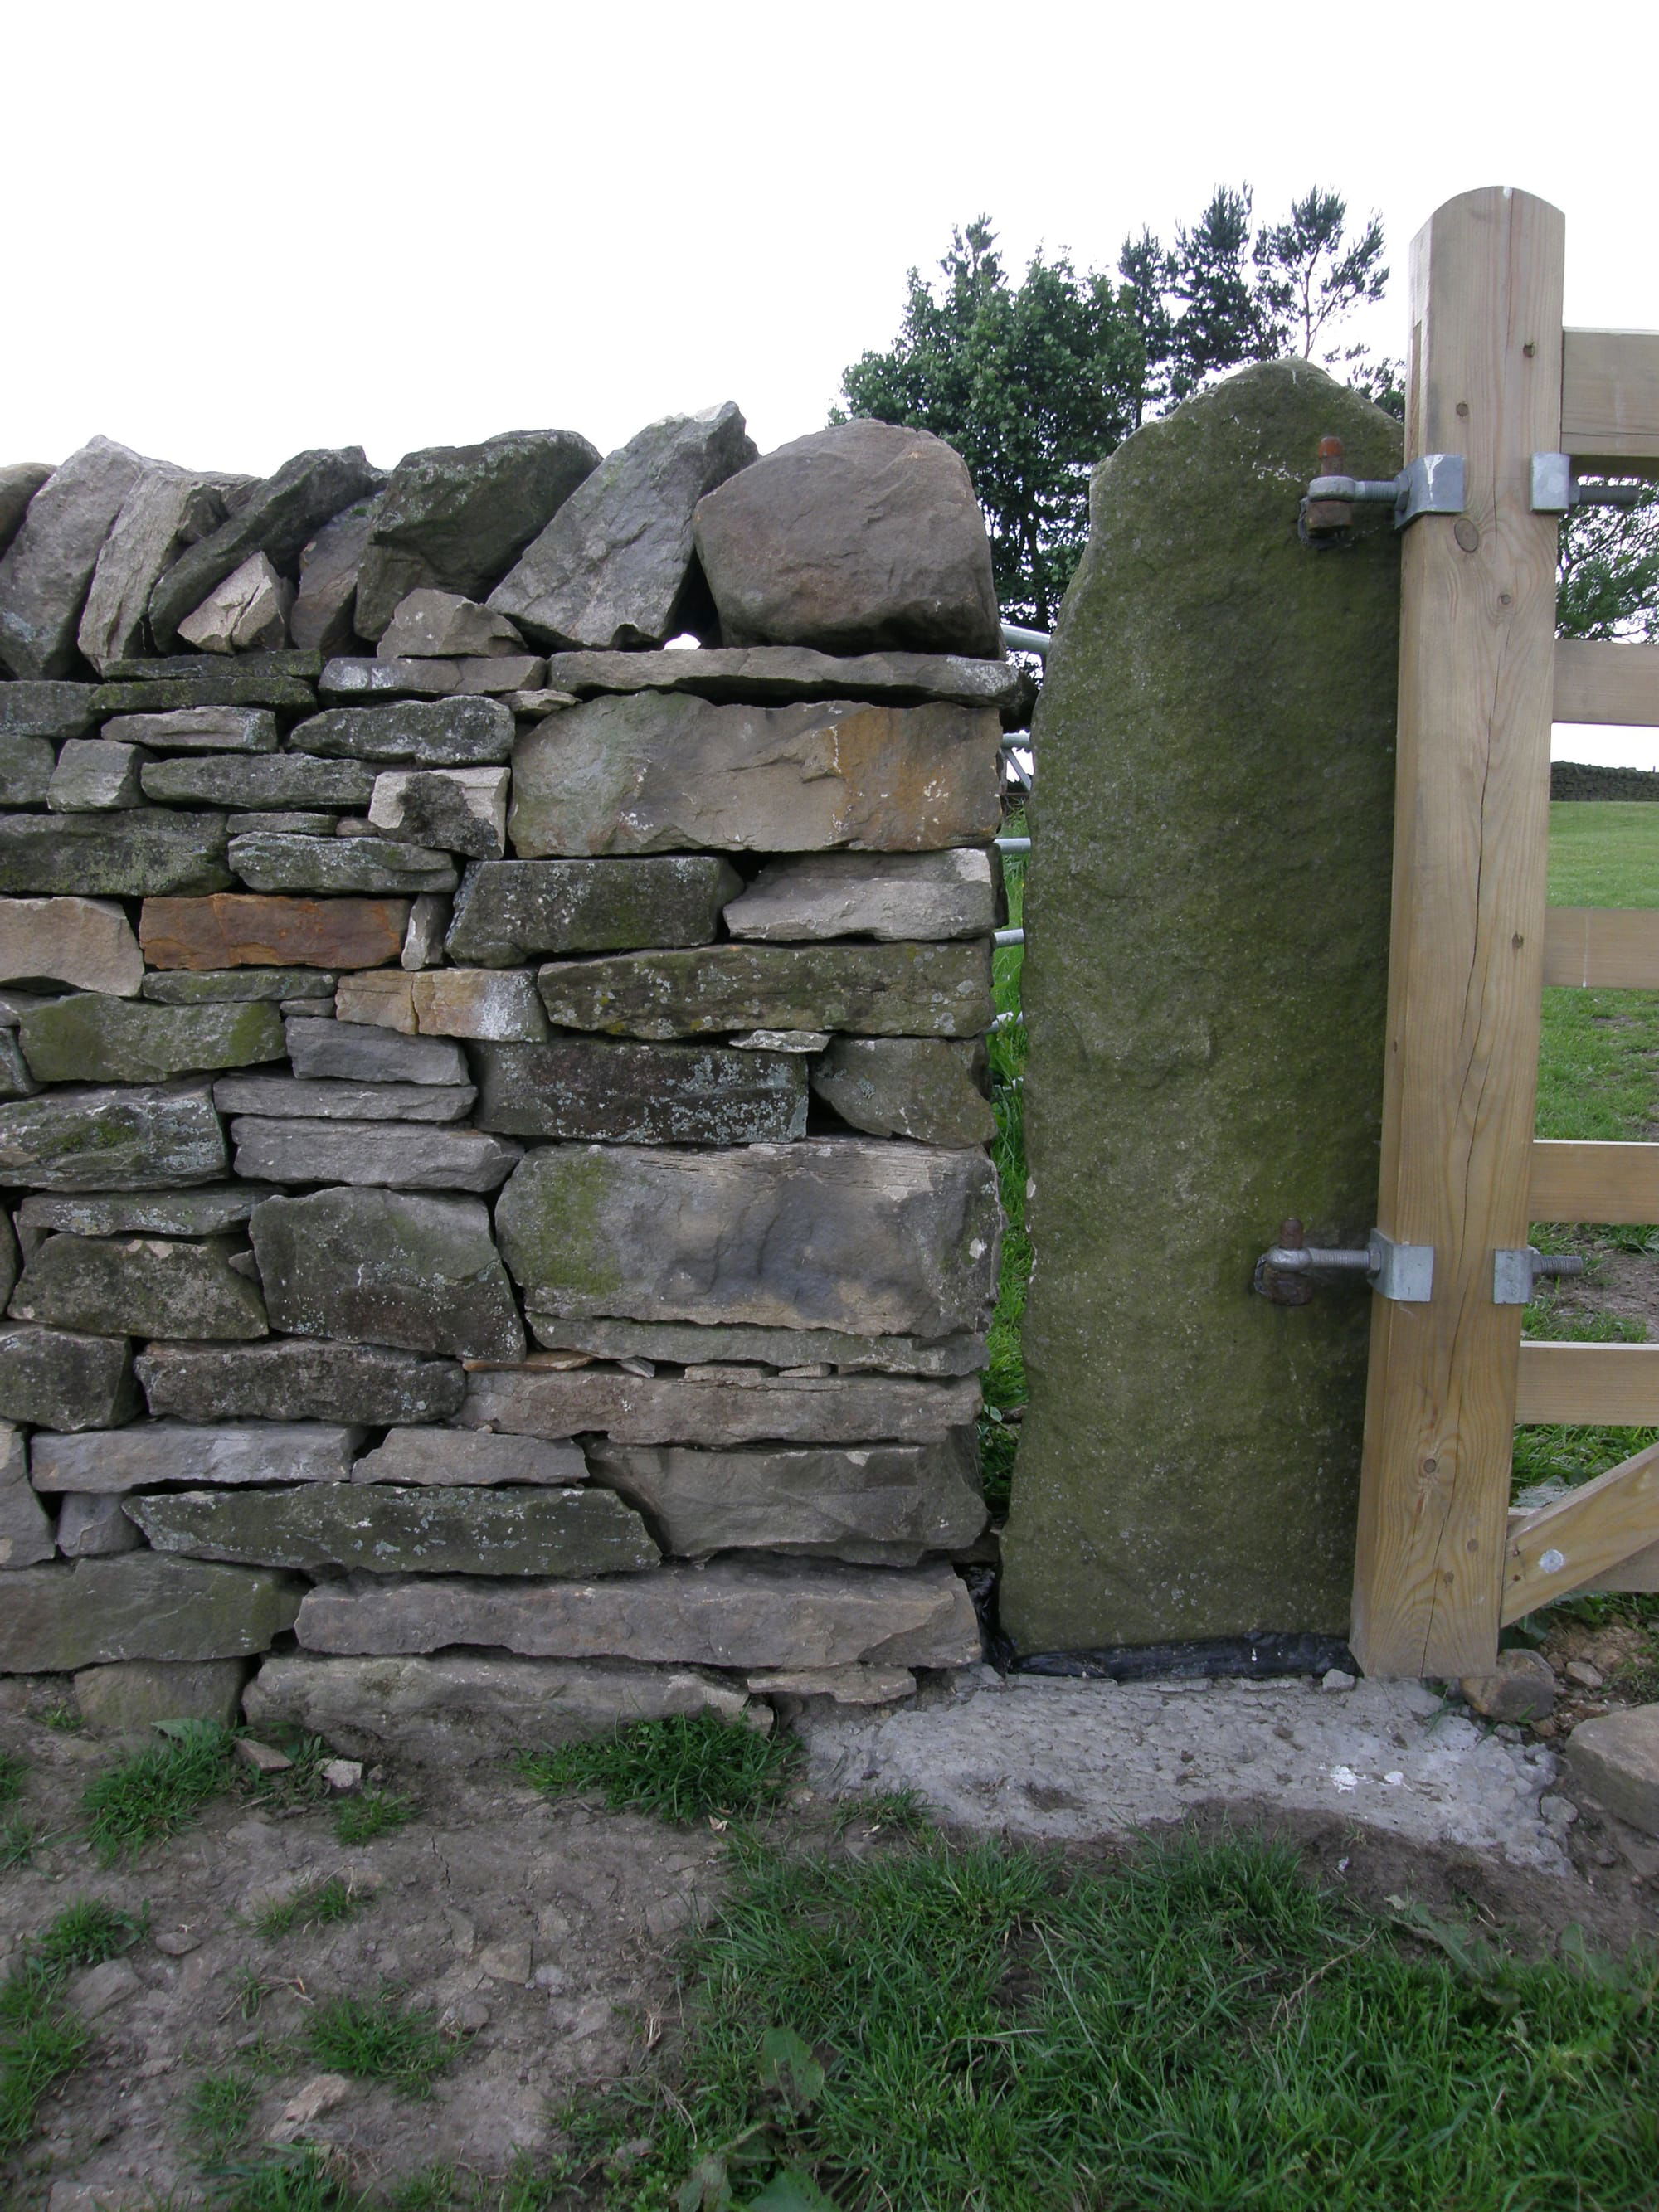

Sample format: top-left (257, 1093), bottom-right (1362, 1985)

top-left (999, 362), bottom-right (1401, 1654)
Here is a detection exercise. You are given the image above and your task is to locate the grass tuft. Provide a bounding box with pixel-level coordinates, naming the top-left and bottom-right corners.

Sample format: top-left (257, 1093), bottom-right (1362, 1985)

top-left (303, 1985), bottom-right (455, 2097)
top-left (81, 1719), bottom-right (237, 1864)
top-left (31, 1896), bottom-right (146, 1972)
top-left (0, 1896), bottom-right (143, 2147)
top-left (0, 1818), bottom-right (40, 1871)
top-left (333, 1788), bottom-right (416, 1846)
top-left (203, 2144), bottom-right (362, 2210)
top-left (255, 1874), bottom-right (371, 1940)
top-left (0, 1750), bottom-right (23, 1811)
top-left (518, 1711), bottom-right (799, 1826)
top-left (186, 2065), bottom-right (257, 2157)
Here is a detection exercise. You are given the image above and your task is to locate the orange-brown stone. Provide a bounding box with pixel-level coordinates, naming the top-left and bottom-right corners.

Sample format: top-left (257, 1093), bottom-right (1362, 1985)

top-left (139, 894), bottom-right (409, 971)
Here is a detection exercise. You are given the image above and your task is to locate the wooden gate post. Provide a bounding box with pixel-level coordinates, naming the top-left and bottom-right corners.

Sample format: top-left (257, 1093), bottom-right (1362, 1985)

top-left (1350, 188), bottom-right (1565, 1679)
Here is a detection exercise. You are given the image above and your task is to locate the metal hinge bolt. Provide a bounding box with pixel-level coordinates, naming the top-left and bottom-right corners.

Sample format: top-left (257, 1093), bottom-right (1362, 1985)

top-left (1492, 1246), bottom-right (1586, 1304)
top-left (1254, 1218), bottom-right (1435, 1304)
top-left (1300, 435), bottom-right (1467, 542)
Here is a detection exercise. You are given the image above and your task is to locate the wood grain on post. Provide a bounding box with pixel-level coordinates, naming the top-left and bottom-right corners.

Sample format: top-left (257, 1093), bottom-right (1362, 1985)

top-left (1560, 329), bottom-right (1659, 472)
top-left (1554, 638), bottom-right (1659, 724)
top-left (1350, 189), bottom-right (1565, 1678)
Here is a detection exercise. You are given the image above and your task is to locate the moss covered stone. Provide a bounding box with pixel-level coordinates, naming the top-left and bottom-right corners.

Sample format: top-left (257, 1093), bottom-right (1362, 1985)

top-left (17, 995), bottom-right (285, 1084)
top-left (999, 362), bottom-right (1401, 1654)
top-left (0, 1554), bottom-right (304, 1670)
top-left (0, 1085), bottom-right (227, 1189)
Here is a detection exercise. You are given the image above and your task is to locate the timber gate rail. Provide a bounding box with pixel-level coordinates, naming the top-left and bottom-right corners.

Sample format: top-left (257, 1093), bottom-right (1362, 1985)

top-left (1351, 186), bottom-right (1659, 1678)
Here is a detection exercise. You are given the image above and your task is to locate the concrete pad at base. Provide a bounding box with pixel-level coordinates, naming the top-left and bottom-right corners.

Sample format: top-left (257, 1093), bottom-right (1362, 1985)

top-left (1000, 361), bottom-right (1402, 1652)
top-left (795, 1675), bottom-right (1569, 1872)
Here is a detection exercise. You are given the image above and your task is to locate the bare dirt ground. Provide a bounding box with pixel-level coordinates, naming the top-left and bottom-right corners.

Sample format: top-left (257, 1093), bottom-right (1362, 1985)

top-left (5, 1658), bottom-right (1659, 2211)
top-left (0, 1699), bottom-right (727, 2208)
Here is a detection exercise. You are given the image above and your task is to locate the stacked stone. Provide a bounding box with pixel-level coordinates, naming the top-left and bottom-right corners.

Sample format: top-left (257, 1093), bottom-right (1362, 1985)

top-left (0, 408), bottom-right (1013, 1758)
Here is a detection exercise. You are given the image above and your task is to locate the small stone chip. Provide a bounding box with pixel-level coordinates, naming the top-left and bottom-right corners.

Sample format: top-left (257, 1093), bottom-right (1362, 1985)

top-left (234, 1736), bottom-right (293, 1774)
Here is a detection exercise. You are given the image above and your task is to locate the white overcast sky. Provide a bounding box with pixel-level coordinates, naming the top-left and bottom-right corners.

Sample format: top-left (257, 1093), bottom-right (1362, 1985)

top-left (9, 0), bottom-right (1658, 759)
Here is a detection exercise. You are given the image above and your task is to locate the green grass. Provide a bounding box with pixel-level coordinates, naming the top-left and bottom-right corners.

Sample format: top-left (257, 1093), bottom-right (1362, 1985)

top-left (571, 1830), bottom-right (1659, 2212)
top-left (0, 1819), bottom-right (39, 1871)
top-left (303, 1986), bottom-right (455, 2098)
top-left (333, 1788), bottom-right (416, 1845)
top-left (186, 2066), bottom-right (258, 2157)
top-left (1548, 800), bottom-right (1659, 907)
top-left (0, 1898), bottom-right (144, 2147)
top-left (80, 1719), bottom-right (239, 1864)
top-left (203, 2146), bottom-right (361, 2210)
top-left (518, 1711), bottom-right (799, 1826)
top-left (254, 1875), bottom-right (371, 1940)
top-left (0, 1752), bottom-right (23, 1811)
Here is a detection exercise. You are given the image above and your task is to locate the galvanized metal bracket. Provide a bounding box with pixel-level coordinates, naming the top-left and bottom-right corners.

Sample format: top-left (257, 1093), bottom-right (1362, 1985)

top-left (1301, 454), bottom-right (1467, 534)
top-left (1530, 455), bottom-right (1649, 514)
top-left (1492, 1246), bottom-right (1587, 1305)
top-left (1253, 1220), bottom-right (1434, 1304)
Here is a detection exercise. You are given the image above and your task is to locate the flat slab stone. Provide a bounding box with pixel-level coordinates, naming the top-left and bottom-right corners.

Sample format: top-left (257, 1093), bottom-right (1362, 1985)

top-left (141, 752), bottom-right (375, 809)
top-left (0, 736), bottom-right (55, 805)
top-left (0, 1085), bottom-right (226, 1189)
top-left (17, 996), bottom-right (285, 1084)
top-left (136, 1338), bottom-right (464, 1425)
top-left (693, 420), bottom-right (1000, 657)
top-left (228, 833), bottom-right (457, 897)
top-left (320, 656), bottom-right (461, 699)
top-left (0, 898), bottom-right (145, 997)
top-left (46, 737), bottom-right (148, 812)
top-left (250, 1186), bottom-right (524, 1362)
top-left (723, 850), bottom-right (998, 943)
top-left (446, 855), bottom-right (741, 967)
top-left (54, 1494), bottom-right (142, 1558)
top-left (92, 674), bottom-right (316, 717)
top-left (231, 1117), bottom-right (520, 1191)
top-left (9, 1235), bottom-right (269, 1341)
top-left (496, 1137), bottom-right (999, 1334)
top-left (102, 706), bottom-right (280, 751)
top-left (214, 1074), bottom-right (474, 1121)
top-left (367, 767), bottom-right (508, 858)
top-left (410, 970), bottom-right (549, 1043)
top-left (295, 1555), bottom-right (981, 1669)
top-left (0, 1324), bottom-right (139, 1432)
top-left (353, 1428), bottom-right (585, 1486)
top-left (0, 1554), bottom-right (304, 1670)
top-left (0, 810), bottom-right (231, 897)
top-left (333, 972), bottom-right (417, 1031)
top-left (1565, 1704), bottom-right (1659, 1836)
top-left (999, 362), bottom-right (1402, 1654)
top-left (139, 894), bottom-right (410, 971)
top-left (811, 1037), bottom-right (995, 1148)
top-left (288, 697), bottom-right (513, 766)
top-left (378, 589), bottom-right (524, 659)
top-left (473, 1038), bottom-right (806, 1144)
top-left (509, 693), bottom-right (1000, 857)
top-left (243, 1650), bottom-right (751, 1767)
top-left (590, 1434), bottom-right (985, 1564)
top-left (796, 1676), bottom-right (1569, 1871)
top-left (17, 1187), bottom-right (268, 1243)
top-left (0, 1420), bottom-right (53, 1568)
top-left (283, 1017), bottom-right (467, 1085)
top-left (539, 646), bottom-right (1022, 710)
top-left (0, 681), bottom-right (97, 740)
top-left (457, 1366), bottom-right (981, 1446)
top-left (144, 969), bottom-right (334, 1004)
top-left (523, 1315), bottom-right (985, 1376)
top-left (535, 942), bottom-right (994, 1041)
top-left (133, 1480), bottom-right (658, 1575)
top-left (291, 494), bottom-right (382, 657)
top-left (30, 1420), bottom-right (362, 1493)
top-left (72, 1656), bottom-right (247, 1732)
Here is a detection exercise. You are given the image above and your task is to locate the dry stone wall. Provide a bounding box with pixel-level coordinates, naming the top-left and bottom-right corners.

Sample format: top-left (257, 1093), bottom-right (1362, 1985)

top-left (0, 407), bottom-right (1013, 1754)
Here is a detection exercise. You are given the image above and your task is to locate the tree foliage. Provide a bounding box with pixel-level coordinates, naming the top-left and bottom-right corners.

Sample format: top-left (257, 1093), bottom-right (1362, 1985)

top-left (839, 186), bottom-right (1390, 624)
top-left (1557, 488), bottom-right (1659, 640)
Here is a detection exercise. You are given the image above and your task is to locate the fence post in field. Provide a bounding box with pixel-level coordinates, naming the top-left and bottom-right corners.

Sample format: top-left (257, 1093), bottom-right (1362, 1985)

top-left (1350, 188), bottom-right (1565, 1678)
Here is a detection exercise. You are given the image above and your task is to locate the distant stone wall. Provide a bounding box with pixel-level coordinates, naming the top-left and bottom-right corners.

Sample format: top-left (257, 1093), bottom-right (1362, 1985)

top-left (1550, 760), bottom-right (1659, 801)
top-left (0, 408), bottom-right (1011, 1753)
